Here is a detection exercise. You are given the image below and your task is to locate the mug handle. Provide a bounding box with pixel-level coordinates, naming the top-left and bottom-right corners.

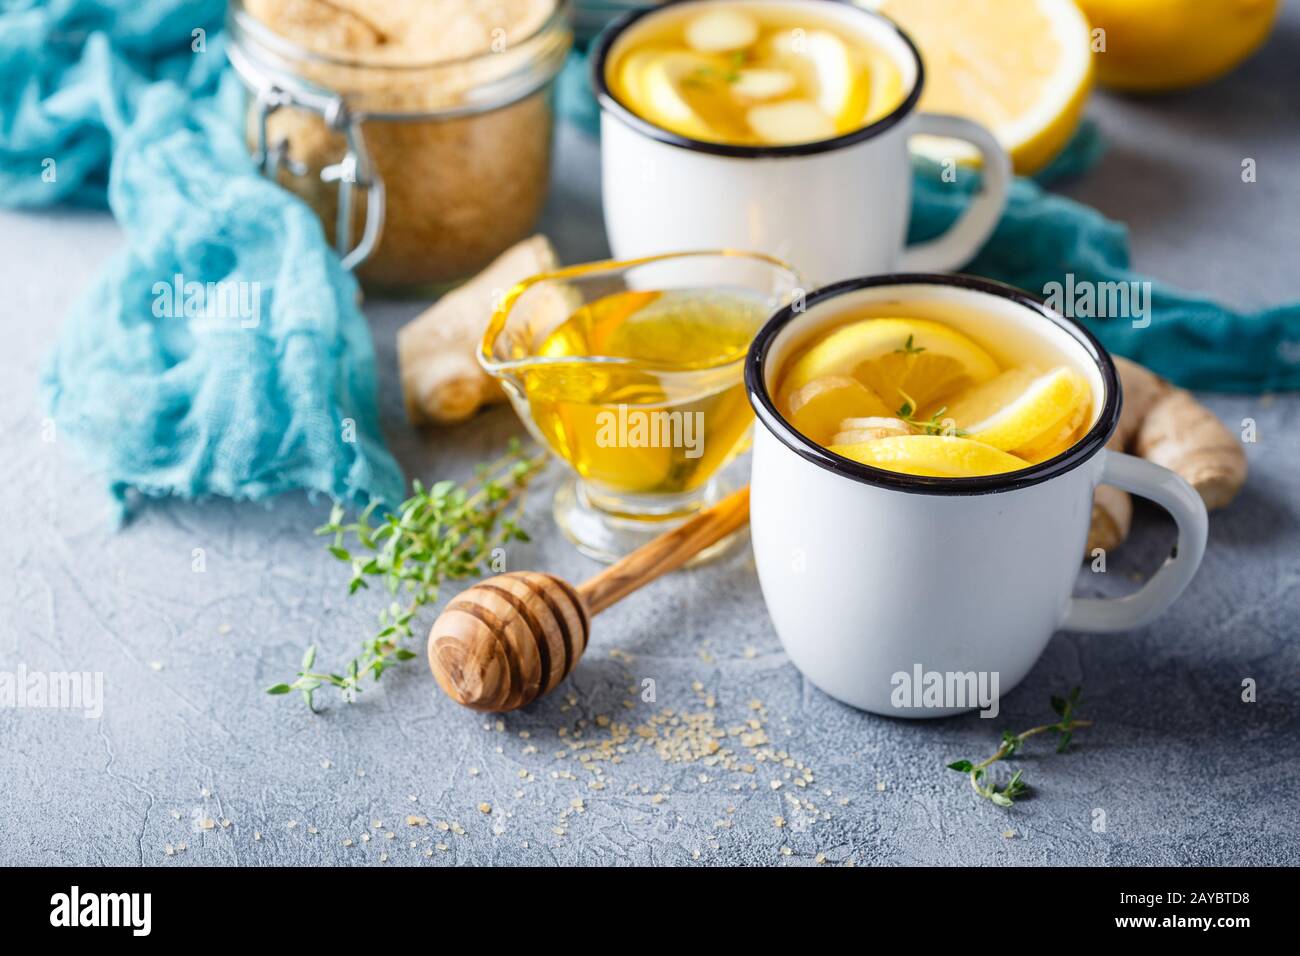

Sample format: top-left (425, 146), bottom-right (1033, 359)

top-left (899, 113), bottom-right (1012, 273)
top-left (1063, 451), bottom-right (1209, 633)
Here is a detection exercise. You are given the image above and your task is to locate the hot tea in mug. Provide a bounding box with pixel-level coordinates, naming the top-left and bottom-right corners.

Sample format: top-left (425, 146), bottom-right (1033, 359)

top-left (593, 0), bottom-right (1013, 283)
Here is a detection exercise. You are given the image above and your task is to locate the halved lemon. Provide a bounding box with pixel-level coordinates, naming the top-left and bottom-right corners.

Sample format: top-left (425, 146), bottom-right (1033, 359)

top-left (781, 375), bottom-right (894, 445)
top-left (828, 434), bottom-right (1029, 477)
top-left (952, 366), bottom-right (1091, 457)
top-left (863, 0), bottom-right (1094, 175)
top-left (779, 318), bottom-right (1000, 413)
top-left (1077, 0), bottom-right (1280, 92)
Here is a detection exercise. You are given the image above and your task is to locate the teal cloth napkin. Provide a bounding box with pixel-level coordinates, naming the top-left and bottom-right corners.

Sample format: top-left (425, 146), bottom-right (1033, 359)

top-left (2, 0), bottom-right (404, 518)
top-left (560, 51), bottom-right (1300, 393)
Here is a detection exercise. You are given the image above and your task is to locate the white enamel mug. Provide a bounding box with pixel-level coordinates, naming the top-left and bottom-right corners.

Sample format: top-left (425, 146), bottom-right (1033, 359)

top-left (591, 0), bottom-right (1013, 285)
top-left (744, 275), bottom-right (1210, 717)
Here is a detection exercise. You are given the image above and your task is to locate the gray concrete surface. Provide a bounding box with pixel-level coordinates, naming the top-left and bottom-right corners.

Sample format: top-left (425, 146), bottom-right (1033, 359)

top-left (2, 13), bottom-right (1298, 866)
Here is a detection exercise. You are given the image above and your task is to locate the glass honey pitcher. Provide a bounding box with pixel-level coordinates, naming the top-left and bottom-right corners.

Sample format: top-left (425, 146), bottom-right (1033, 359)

top-left (480, 251), bottom-right (804, 562)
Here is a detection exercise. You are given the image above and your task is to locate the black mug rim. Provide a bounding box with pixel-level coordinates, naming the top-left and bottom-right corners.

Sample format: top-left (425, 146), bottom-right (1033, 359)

top-left (589, 0), bottom-right (926, 159)
top-left (744, 273), bottom-right (1123, 496)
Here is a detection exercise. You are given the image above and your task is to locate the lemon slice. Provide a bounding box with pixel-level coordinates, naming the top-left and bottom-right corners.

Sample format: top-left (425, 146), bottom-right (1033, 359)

top-left (767, 28), bottom-right (865, 128)
top-left (865, 0), bottom-right (1093, 174)
top-left (1018, 405), bottom-right (1089, 463)
top-left (627, 50), bottom-right (724, 141)
top-left (956, 366), bottom-right (1091, 456)
top-left (781, 375), bottom-right (894, 445)
top-left (780, 318), bottom-right (1000, 412)
top-left (829, 435), bottom-right (1029, 477)
top-left (803, 31), bottom-right (856, 122)
top-left (602, 289), bottom-right (762, 367)
top-left (939, 367), bottom-right (1040, 427)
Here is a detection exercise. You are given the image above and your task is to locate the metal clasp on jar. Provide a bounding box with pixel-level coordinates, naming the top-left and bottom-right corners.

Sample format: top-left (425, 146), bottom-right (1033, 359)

top-left (229, 43), bottom-right (385, 272)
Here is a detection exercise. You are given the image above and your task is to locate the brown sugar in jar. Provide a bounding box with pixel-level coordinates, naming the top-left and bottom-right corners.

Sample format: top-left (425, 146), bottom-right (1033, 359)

top-left (227, 0), bottom-right (573, 292)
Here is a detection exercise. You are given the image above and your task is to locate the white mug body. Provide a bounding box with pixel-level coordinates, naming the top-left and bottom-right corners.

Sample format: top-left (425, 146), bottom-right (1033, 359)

top-left (744, 276), bottom-right (1209, 717)
top-left (600, 113), bottom-right (914, 286)
top-left (750, 423), bottom-right (1100, 716)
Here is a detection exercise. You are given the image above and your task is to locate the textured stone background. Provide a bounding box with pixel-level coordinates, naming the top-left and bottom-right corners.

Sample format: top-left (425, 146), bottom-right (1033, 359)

top-left (1, 10), bottom-right (1298, 866)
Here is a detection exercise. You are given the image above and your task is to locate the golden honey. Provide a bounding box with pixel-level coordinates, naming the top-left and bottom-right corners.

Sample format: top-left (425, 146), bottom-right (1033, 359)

top-left (521, 288), bottom-right (766, 498)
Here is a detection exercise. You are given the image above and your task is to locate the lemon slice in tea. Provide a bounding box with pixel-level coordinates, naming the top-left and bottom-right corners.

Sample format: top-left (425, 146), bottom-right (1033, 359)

top-left (828, 434), bottom-right (1028, 477)
top-left (781, 375), bottom-right (894, 445)
top-left (780, 317), bottom-right (1000, 413)
top-left (951, 366), bottom-right (1091, 458)
top-left (621, 49), bottom-right (728, 142)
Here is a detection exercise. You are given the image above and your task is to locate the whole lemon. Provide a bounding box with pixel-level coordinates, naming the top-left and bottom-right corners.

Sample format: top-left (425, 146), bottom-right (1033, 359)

top-left (1078, 0), bottom-right (1280, 92)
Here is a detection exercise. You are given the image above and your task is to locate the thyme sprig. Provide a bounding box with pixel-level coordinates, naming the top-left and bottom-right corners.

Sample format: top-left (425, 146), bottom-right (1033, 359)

top-left (267, 439), bottom-right (549, 710)
top-left (894, 334), bottom-right (926, 355)
top-left (896, 389), bottom-right (967, 437)
top-left (946, 687), bottom-right (1092, 807)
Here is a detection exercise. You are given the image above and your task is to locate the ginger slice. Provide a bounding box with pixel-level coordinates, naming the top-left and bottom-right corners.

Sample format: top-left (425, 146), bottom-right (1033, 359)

top-left (830, 417), bottom-right (913, 444)
top-left (684, 9), bottom-right (759, 53)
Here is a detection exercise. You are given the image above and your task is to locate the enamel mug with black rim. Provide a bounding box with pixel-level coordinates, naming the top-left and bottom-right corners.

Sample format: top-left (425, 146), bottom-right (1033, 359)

top-left (744, 275), bottom-right (1209, 717)
top-left (591, 0), bottom-right (1013, 285)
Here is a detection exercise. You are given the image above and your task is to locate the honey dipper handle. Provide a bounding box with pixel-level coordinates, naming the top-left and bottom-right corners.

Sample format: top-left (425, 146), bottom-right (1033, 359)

top-left (576, 486), bottom-right (751, 616)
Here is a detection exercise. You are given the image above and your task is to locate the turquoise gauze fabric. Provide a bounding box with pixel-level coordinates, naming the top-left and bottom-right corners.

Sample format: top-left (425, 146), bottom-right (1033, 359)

top-left (1, 0), bottom-right (405, 519)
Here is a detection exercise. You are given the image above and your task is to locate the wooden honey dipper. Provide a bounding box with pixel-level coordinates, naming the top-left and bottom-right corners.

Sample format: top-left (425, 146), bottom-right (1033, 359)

top-left (428, 486), bottom-right (751, 712)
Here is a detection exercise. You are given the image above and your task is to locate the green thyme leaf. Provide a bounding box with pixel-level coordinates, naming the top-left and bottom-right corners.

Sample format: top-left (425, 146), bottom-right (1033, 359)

top-left (944, 688), bottom-right (1092, 809)
top-left (895, 334), bottom-right (926, 355)
top-left (271, 442), bottom-right (549, 712)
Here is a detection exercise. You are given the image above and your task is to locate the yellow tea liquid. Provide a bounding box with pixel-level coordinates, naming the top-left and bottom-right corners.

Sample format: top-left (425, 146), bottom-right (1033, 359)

top-left (523, 288), bottom-right (766, 498)
top-left (775, 302), bottom-right (1098, 478)
top-left (608, 1), bottom-right (907, 146)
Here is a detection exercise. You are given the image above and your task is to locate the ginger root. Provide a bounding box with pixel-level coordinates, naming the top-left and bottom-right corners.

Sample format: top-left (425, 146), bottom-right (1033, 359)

top-left (1087, 482), bottom-right (1132, 554)
top-left (1111, 356), bottom-right (1169, 450)
top-left (398, 235), bottom-right (559, 426)
top-left (1086, 355), bottom-right (1247, 557)
top-left (1136, 389), bottom-right (1248, 510)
